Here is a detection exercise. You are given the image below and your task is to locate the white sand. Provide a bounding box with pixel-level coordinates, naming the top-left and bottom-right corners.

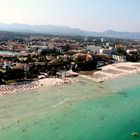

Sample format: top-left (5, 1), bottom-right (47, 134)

top-left (80, 62), bottom-right (140, 82)
top-left (0, 78), bottom-right (77, 95)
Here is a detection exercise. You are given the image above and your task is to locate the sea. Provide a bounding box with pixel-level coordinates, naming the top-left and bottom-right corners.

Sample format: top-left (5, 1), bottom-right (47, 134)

top-left (0, 51), bottom-right (19, 56)
top-left (0, 74), bottom-right (140, 140)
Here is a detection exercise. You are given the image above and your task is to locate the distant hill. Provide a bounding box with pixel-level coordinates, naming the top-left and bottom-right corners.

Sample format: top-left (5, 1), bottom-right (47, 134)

top-left (0, 23), bottom-right (140, 40)
top-left (98, 30), bottom-right (140, 40)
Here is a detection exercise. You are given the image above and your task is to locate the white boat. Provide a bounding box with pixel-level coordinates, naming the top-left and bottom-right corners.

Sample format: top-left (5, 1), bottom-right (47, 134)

top-left (131, 131), bottom-right (138, 137)
top-left (66, 70), bottom-right (79, 77)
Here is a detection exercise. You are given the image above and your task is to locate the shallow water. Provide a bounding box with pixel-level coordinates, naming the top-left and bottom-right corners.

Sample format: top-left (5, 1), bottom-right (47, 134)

top-left (0, 50), bottom-right (18, 55)
top-left (0, 75), bottom-right (140, 140)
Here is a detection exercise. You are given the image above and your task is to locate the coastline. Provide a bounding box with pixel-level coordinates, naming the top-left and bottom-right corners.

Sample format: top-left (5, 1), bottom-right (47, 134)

top-left (1, 62), bottom-right (140, 95)
top-left (0, 78), bottom-right (77, 95)
top-left (0, 74), bottom-right (140, 140)
top-left (79, 62), bottom-right (140, 82)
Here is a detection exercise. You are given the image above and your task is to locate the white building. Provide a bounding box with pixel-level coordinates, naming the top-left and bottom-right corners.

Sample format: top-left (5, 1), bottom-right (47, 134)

top-left (106, 42), bottom-right (110, 47)
top-left (126, 49), bottom-right (138, 54)
top-left (101, 38), bottom-right (104, 43)
top-left (99, 47), bottom-right (117, 56)
top-left (112, 55), bottom-right (126, 62)
top-left (87, 45), bottom-right (100, 54)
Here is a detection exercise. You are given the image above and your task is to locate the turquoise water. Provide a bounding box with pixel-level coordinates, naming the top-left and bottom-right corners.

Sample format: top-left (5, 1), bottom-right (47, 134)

top-left (0, 75), bottom-right (140, 140)
top-left (0, 51), bottom-right (18, 55)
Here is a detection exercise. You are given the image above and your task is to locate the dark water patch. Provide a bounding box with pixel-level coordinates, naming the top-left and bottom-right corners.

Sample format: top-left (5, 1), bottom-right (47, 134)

top-left (117, 91), bottom-right (128, 97)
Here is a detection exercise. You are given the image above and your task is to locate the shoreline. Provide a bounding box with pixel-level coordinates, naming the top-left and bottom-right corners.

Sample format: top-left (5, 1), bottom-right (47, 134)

top-left (79, 62), bottom-right (140, 82)
top-left (0, 71), bottom-right (140, 140)
top-left (1, 62), bottom-right (140, 95)
top-left (0, 78), bottom-right (77, 95)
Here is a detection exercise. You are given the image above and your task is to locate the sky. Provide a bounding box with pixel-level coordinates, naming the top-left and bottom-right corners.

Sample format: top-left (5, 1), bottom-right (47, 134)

top-left (0, 0), bottom-right (140, 32)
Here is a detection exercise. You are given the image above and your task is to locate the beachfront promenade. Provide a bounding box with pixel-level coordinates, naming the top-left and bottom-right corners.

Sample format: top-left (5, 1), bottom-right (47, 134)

top-left (0, 78), bottom-right (74, 95)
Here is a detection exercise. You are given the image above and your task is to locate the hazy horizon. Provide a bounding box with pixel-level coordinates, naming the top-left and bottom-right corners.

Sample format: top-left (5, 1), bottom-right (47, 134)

top-left (0, 0), bottom-right (140, 32)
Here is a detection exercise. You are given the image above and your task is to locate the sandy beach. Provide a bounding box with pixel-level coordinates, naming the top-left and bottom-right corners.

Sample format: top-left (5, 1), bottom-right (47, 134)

top-left (0, 78), bottom-right (77, 95)
top-left (2, 62), bottom-right (140, 95)
top-left (80, 62), bottom-right (140, 82)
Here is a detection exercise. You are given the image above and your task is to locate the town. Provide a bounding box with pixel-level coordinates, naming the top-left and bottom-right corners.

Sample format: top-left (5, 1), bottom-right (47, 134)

top-left (0, 32), bottom-right (140, 84)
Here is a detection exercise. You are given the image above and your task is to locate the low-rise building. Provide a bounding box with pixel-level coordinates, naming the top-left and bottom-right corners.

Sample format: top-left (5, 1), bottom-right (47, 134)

top-left (99, 47), bottom-right (117, 56)
top-left (126, 49), bottom-right (138, 55)
top-left (87, 45), bottom-right (100, 54)
top-left (112, 55), bottom-right (126, 62)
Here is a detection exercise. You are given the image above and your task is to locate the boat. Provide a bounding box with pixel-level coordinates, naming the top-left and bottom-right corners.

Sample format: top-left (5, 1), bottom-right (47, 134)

top-left (99, 80), bottom-right (104, 83)
top-left (65, 70), bottom-right (79, 77)
top-left (131, 131), bottom-right (138, 137)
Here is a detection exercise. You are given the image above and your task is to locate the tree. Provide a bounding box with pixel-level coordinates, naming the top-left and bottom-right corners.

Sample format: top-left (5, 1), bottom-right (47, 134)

top-left (26, 64), bottom-right (38, 79)
top-left (117, 47), bottom-right (127, 55)
top-left (126, 50), bottom-right (140, 62)
top-left (0, 71), bottom-right (4, 84)
top-left (4, 68), bottom-right (25, 81)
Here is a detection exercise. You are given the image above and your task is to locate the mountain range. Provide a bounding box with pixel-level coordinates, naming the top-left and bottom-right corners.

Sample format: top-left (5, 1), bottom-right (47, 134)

top-left (0, 23), bottom-right (140, 40)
